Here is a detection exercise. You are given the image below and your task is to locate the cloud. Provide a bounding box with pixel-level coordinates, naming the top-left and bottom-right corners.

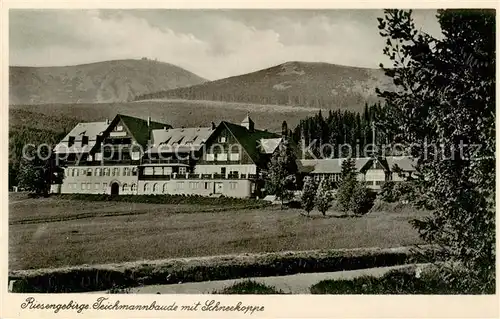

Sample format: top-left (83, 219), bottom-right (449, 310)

top-left (9, 9), bottom-right (441, 80)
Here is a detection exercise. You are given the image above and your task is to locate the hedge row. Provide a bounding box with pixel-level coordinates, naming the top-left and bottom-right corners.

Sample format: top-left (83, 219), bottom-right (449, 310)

top-left (8, 246), bottom-right (432, 293)
top-left (55, 193), bottom-right (270, 207)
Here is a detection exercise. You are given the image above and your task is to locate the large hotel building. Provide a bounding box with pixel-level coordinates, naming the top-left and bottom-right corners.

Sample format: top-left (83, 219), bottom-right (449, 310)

top-left (51, 114), bottom-right (416, 198)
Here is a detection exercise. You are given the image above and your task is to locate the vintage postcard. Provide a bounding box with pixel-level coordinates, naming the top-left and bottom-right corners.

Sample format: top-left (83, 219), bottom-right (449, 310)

top-left (2, 1), bottom-right (499, 318)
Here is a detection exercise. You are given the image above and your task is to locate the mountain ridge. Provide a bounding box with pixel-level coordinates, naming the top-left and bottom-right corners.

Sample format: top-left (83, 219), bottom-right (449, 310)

top-left (134, 61), bottom-right (394, 112)
top-left (9, 59), bottom-right (207, 105)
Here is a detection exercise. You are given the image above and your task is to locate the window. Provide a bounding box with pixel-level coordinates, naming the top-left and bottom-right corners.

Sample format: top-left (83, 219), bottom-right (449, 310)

top-left (144, 167), bottom-right (154, 175)
top-left (206, 153), bottom-right (215, 161)
top-left (123, 167), bottom-right (129, 176)
top-left (179, 167), bottom-right (187, 175)
top-left (132, 167), bottom-right (138, 176)
top-left (82, 136), bottom-right (89, 146)
top-left (103, 183), bottom-right (107, 190)
top-left (131, 184), bottom-right (137, 192)
top-left (176, 182), bottom-right (184, 190)
top-left (112, 168), bottom-right (120, 176)
top-left (190, 182), bottom-right (199, 189)
top-left (68, 136), bottom-right (75, 147)
top-left (87, 168), bottom-right (92, 176)
top-left (153, 183), bottom-right (159, 193)
top-left (116, 125), bottom-right (123, 131)
top-left (95, 168), bottom-right (100, 176)
top-left (229, 153), bottom-right (240, 161)
top-left (81, 169), bottom-right (86, 175)
top-left (163, 183), bottom-right (168, 194)
top-left (94, 183), bottom-right (100, 190)
top-left (154, 167), bottom-right (163, 175)
top-left (144, 183), bottom-right (150, 193)
top-left (81, 183), bottom-right (86, 190)
top-left (204, 182), bottom-right (211, 190)
top-left (105, 168), bottom-right (110, 176)
top-left (219, 136), bottom-right (226, 143)
top-left (122, 183), bottom-right (128, 191)
top-left (230, 182), bottom-right (237, 190)
top-left (87, 183), bottom-right (91, 190)
top-left (217, 153), bottom-right (228, 161)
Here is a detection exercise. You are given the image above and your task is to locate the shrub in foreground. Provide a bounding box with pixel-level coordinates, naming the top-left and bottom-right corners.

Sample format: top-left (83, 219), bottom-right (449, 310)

top-left (213, 280), bottom-right (284, 294)
top-left (350, 184), bottom-right (376, 216)
top-left (310, 266), bottom-right (494, 294)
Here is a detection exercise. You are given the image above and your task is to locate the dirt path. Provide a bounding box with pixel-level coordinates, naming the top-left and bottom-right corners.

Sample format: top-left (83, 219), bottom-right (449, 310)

top-left (123, 264), bottom-right (425, 294)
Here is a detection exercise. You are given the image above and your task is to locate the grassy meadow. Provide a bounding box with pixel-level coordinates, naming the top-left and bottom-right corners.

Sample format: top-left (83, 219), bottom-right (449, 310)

top-left (9, 193), bottom-right (428, 271)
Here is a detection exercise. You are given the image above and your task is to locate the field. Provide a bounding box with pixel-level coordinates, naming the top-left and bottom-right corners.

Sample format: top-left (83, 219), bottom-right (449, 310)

top-left (9, 193), bottom-right (428, 271)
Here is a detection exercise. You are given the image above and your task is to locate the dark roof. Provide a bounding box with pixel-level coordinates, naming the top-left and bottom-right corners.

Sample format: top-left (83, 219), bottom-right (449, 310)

top-left (222, 121), bottom-right (280, 165)
top-left (118, 114), bottom-right (171, 147)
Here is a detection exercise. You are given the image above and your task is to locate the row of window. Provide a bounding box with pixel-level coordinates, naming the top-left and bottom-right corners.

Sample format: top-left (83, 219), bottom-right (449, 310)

top-left (67, 182), bottom-right (139, 191)
top-left (205, 153), bottom-right (240, 162)
top-left (67, 181), bottom-right (239, 193)
top-left (143, 166), bottom-right (186, 176)
top-left (68, 167), bottom-right (137, 177)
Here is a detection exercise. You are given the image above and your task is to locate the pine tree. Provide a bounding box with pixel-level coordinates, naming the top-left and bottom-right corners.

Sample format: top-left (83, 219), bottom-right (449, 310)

top-left (265, 138), bottom-right (298, 205)
top-left (300, 176), bottom-right (317, 215)
top-left (336, 158), bottom-right (358, 212)
top-left (315, 177), bottom-right (333, 216)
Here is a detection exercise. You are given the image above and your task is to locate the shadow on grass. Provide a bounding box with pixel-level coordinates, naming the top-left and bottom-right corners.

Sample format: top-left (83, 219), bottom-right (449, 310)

top-left (299, 213), bottom-right (362, 219)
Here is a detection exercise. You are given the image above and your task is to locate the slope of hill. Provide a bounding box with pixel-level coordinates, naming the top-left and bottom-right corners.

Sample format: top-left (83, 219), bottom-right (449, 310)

top-left (9, 59), bottom-right (207, 104)
top-left (134, 61), bottom-right (393, 112)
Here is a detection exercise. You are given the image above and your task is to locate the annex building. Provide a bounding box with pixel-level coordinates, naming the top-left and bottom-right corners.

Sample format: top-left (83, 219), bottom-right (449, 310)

top-left (52, 114), bottom-right (283, 198)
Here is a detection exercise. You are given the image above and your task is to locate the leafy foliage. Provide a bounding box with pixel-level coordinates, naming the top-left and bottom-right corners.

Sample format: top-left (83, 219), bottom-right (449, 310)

top-left (335, 158), bottom-right (358, 212)
top-left (377, 9), bottom-right (495, 292)
top-left (214, 280), bottom-right (285, 294)
top-left (300, 176), bottom-right (318, 215)
top-left (265, 138), bottom-right (299, 204)
top-left (17, 146), bottom-right (65, 196)
top-left (349, 183), bottom-right (376, 216)
top-left (315, 178), bottom-right (333, 216)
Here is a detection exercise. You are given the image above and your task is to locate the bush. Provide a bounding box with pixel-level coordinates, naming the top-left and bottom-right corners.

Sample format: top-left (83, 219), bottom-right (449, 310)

top-left (214, 280), bottom-right (285, 294)
top-left (350, 184), bottom-right (376, 215)
top-left (378, 181), bottom-right (396, 202)
top-left (310, 265), bottom-right (493, 294)
top-left (393, 181), bottom-right (416, 203)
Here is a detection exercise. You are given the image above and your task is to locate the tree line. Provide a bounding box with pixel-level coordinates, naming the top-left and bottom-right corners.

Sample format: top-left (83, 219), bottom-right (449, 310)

top-left (290, 102), bottom-right (394, 158)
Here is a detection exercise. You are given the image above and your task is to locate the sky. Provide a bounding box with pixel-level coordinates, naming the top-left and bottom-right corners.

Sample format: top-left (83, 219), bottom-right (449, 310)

top-left (9, 9), bottom-right (442, 80)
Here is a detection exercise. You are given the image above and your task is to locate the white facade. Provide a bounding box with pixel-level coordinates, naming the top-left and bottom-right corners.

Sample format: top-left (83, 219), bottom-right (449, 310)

top-left (61, 165), bottom-right (139, 195)
top-left (137, 179), bottom-right (253, 198)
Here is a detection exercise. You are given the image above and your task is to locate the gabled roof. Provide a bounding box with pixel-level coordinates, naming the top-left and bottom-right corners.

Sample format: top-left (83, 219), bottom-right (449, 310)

top-left (300, 158), bottom-right (372, 174)
top-left (300, 156), bottom-right (417, 174)
top-left (148, 126), bottom-right (215, 153)
top-left (54, 121), bottom-right (109, 154)
top-left (117, 114), bottom-right (170, 147)
top-left (221, 121), bottom-right (280, 165)
top-left (383, 156), bottom-right (417, 172)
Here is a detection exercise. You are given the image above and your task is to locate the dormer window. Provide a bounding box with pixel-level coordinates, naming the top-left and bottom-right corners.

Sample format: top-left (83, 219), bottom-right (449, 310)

top-left (68, 136), bottom-right (75, 147)
top-left (82, 136), bottom-right (89, 146)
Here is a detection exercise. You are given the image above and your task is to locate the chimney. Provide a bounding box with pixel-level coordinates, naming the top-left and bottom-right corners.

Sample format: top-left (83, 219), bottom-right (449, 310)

top-left (163, 126), bottom-right (168, 131)
top-left (147, 116), bottom-right (151, 127)
top-left (211, 122), bottom-right (216, 130)
top-left (105, 118), bottom-right (109, 125)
